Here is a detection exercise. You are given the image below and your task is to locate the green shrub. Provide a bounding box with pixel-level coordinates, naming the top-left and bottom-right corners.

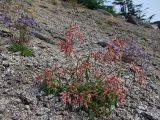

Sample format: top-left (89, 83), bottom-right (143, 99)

top-left (8, 43), bottom-right (33, 57)
top-left (103, 6), bottom-right (116, 16)
top-left (78, 0), bottom-right (102, 10)
top-left (106, 16), bottom-right (119, 26)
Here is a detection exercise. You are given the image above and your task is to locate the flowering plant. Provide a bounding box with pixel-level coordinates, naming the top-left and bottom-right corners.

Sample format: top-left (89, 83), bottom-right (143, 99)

top-left (0, 1), bottom-right (37, 56)
top-left (36, 24), bottom-right (147, 119)
top-left (0, 0), bottom-right (37, 43)
top-left (36, 66), bottom-right (67, 95)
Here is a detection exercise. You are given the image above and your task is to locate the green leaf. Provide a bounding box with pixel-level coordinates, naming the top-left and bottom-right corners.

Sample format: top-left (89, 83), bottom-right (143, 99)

top-left (8, 43), bottom-right (33, 57)
top-left (85, 69), bottom-right (90, 81)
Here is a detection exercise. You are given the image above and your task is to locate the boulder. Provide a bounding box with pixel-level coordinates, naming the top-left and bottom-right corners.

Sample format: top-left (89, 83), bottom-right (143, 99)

top-left (151, 24), bottom-right (159, 30)
top-left (153, 21), bottom-right (160, 29)
top-left (127, 15), bottom-right (140, 26)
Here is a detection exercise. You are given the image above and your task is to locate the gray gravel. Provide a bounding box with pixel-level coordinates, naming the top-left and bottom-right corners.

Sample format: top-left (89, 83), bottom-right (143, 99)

top-left (0, 0), bottom-right (160, 120)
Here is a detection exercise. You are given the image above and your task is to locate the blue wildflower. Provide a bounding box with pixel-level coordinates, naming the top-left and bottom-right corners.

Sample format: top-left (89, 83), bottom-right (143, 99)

top-left (17, 13), bottom-right (37, 27)
top-left (21, 13), bottom-right (28, 20)
top-left (0, 15), bottom-right (11, 27)
top-left (0, 15), bottom-right (5, 22)
top-left (139, 48), bottom-right (144, 56)
top-left (124, 48), bottom-right (128, 54)
top-left (26, 20), bottom-right (32, 27)
top-left (17, 18), bottom-right (23, 23)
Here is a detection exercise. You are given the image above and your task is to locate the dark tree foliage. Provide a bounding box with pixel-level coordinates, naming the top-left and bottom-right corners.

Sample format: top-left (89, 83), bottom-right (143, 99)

top-left (77, 0), bottom-right (116, 15)
top-left (104, 6), bottom-right (116, 15)
top-left (78, 0), bottom-right (104, 9)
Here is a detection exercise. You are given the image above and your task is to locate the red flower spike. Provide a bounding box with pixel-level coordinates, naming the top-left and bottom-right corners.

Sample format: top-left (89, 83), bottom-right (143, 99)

top-left (75, 32), bottom-right (83, 43)
top-left (51, 64), bottom-right (56, 72)
top-left (84, 102), bottom-right (88, 109)
top-left (73, 94), bottom-right (79, 107)
top-left (35, 74), bottom-right (42, 81)
top-left (60, 91), bottom-right (68, 109)
top-left (87, 94), bottom-right (92, 101)
top-left (65, 24), bottom-right (78, 34)
top-left (67, 94), bottom-right (72, 104)
top-left (55, 68), bottom-right (65, 77)
top-left (95, 68), bottom-right (103, 78)
top-left (131, 64), bottom-right (140, 74)
top-left (57, 39), bottom-right (73, 56)
top-left (58, 24), bottom-right (83, 56)
top-left (138, 75), bottom-right (145, 85)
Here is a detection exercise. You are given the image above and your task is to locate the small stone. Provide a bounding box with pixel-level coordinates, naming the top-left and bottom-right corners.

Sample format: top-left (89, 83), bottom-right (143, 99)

top-left (124, 76), bottom-right (130, 79)
top-left (0, 105), bottom-right (5, 114)
top-left (152, 62), bottom-right (157, 66)
top-left (138, 105), bottom-right (147, 111)
top-left (49, 115), bottom-right (63, 120)
top-left (25, 105), bottom-right (30, 110)
top-left (0, 114), bottom-right (4, 120)
top-left (140, 112), bottom-right (157, 120)
top-left (2, 62), bottom-right (9, 68)
top-left (157, 105), bottom-right (160, 109)
top-left (36, 108), bottom-right (50, 116)
top-left (19, 93), bottom-right (37, 105)
top-left (97, 41), bottom-right (108, 48)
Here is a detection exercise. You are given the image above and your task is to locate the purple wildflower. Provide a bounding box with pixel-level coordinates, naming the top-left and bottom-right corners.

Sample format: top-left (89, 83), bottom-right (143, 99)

top-left (112, 44), bottom-right (119, 53)
top-left (132, 46), bottom-right (137, 56)
top-left (0, 15), bottom-right (5, 22)
top-left (0, 15), bottom-right (11, 27)
top-left (17, 18), bottom-right (23, 23)
top-left (124, 48), bottom-right (128, 54)
top-left (17, 13), bottom-right (37, 27)
top-left (139, 48), bottom-right (143, 54)
top-left (26, 20), bottom-right (32, 27)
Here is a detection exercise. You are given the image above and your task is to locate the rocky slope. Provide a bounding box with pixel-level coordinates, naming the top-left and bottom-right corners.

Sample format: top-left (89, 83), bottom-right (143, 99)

top-left (0, 0), bottom-right (160, 120)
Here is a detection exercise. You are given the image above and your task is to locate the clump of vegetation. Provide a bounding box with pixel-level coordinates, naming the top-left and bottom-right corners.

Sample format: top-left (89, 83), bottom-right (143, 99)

top-left (8, 43), bottom-right (33, 57)
top-left (0, 0), bottom-right (37, 41)
top-left (103, 5), bottom-right (117, 16)
top-left (121, 40), bottom-right (150, 83)
top-left (36, 24), bottom-right (148, 119)
top-left (0, 12), bottom-right (37, 43)
top-left (106, 16), bottom-right (119, 26)
top-left (68, 0), bottom-right (78, 6)
top-left (78, 0), bottom-right (102, 10)
top-left (0, 0), bottom-right (37, 56)
top-left (61, 0), bottom-right (117, 16)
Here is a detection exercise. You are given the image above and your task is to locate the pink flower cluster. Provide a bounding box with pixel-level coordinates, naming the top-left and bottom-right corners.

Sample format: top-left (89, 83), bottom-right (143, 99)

top-left (35, 65), bottom-right (66, 87)
top-left (60, 73), bottom-right (125, 111)
top-left (36, 24), bottom-right (147, 118)
top-left (131, 63), bottom-right (146, 85)
top-left (57, 24), bottom-right (83, 56)
top-left (90, 38), bottom-right (127, 63)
